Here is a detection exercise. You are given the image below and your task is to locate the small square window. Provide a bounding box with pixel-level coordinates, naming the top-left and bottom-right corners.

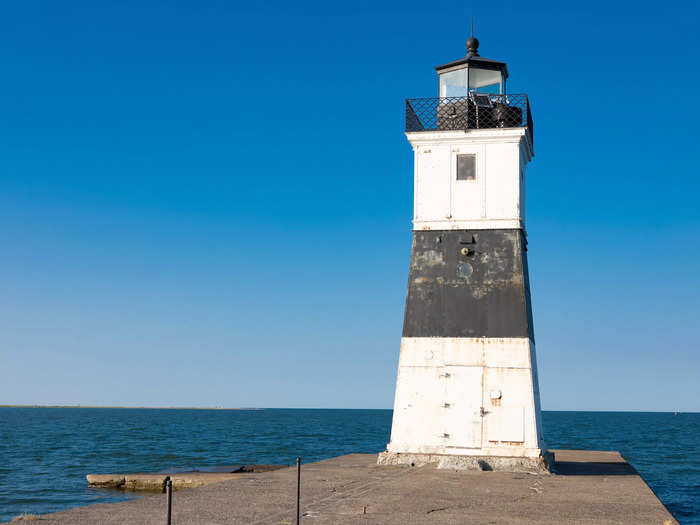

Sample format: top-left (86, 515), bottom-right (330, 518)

top-left (456, 154), bottom-right (476, 181)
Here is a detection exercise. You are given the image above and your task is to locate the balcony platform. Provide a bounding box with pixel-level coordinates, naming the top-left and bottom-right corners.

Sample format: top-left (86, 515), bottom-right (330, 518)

top-left (24, 451), bottom-right (676, 524)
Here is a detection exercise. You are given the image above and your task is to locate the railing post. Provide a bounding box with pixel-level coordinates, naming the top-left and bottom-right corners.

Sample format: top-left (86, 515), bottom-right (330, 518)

top-left (166, 476), bottom-right (172, 525)
top-left (526, 96), bottom-right (534, 152)
top-left (296, 457), bottom-right (301, 524)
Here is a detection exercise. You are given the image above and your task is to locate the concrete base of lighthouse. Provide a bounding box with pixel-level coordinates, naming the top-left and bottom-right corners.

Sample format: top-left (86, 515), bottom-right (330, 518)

top-left (377, 451), bottom-right (552, 473)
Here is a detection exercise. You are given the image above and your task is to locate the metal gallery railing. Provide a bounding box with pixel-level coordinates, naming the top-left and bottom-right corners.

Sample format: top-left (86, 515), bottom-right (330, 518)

top-left (405, 94), bottom-right (533, 149)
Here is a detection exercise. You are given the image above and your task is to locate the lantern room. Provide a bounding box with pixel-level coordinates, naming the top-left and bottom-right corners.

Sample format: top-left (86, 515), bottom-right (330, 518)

top-left (437, 37), bottom-right (508, 97)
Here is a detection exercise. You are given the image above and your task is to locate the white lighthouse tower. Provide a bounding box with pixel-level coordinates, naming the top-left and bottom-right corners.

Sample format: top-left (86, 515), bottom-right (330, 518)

top-left (378, 35), bottom-right (549, 471)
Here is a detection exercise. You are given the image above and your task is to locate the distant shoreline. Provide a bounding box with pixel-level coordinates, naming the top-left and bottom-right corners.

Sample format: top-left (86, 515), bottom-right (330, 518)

top-left (0, 405), bottom-right (265, 410)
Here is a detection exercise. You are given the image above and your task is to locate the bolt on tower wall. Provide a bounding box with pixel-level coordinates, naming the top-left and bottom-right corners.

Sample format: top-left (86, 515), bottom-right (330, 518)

top-left (378, 36), bottom-right (549, 472)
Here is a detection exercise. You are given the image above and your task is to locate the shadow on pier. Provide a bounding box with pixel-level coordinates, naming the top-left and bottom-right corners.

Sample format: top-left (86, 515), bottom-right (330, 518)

top-left (550, 449), bottom-right (639, 476)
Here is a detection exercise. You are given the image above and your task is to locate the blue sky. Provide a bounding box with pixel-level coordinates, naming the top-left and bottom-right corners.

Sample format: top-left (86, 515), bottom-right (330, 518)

top-left (1, 0), bottom-right (698, 411)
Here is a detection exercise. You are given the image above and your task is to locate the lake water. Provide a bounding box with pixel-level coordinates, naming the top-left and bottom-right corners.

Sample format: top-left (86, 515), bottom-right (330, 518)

top-left (0, 408), bottom-right (697, 523)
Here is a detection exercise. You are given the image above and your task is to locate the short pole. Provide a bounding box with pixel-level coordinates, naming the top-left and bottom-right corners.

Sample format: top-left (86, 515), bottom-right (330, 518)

top-left (296, 457), bottom-right (301, 525)
top-left (166, 476), bottom-right (172, 525)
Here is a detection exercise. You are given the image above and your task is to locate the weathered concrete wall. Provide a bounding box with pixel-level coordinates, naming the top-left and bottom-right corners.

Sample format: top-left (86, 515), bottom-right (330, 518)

top-left (86, 466), bottom-right (284, 491)
top-left (87, 473), bottom-right (240, 491)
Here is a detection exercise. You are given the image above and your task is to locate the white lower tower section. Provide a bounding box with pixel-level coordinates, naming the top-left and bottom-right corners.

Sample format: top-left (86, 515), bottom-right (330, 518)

top-left (384, 337), bottom-right (544, 462)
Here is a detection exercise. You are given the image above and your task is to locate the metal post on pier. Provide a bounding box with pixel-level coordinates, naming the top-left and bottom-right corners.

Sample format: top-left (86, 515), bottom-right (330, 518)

top-left (166, 476), bottom-right (173, 525)
top-left (296, 457), bottom-right (301, 524)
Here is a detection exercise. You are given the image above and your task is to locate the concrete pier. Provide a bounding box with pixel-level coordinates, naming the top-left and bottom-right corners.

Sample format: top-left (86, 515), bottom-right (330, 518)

top-left (11, 451), bottom-right (677, 524)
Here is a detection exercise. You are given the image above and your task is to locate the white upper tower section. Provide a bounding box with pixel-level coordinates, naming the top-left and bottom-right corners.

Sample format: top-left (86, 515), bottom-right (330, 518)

top-left (409, 128), bottom-right (532, 231)
top-left (406, 36), bottom-right (534, 232)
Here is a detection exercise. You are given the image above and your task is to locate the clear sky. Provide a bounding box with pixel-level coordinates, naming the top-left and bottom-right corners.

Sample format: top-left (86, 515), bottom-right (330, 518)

top-left (1, 1), bottom-right (698, 411)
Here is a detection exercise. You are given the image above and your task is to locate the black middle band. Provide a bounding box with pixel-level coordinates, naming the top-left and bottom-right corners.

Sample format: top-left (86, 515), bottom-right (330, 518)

top-left (402, 229), bottom-right (534, 340)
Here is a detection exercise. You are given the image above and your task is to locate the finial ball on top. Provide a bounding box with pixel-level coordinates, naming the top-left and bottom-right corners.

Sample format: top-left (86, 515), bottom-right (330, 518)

top-left (466, 36), bottom-right (480, 57)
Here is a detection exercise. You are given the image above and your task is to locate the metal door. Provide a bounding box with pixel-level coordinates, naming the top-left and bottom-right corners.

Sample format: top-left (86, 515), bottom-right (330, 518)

top-left (443, 366), bottom-right (483, 448)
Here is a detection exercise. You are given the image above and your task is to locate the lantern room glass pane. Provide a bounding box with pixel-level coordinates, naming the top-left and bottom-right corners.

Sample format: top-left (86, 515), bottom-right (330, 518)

top-left (439, 68), bottom-right (467, 98)
top-left (468, 68), bottom-right (502, 94)
top-left (440, 66), bottom-right (503, 97)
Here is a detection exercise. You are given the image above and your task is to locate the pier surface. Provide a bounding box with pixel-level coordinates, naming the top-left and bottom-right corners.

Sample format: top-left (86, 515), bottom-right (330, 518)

top-left (16, 451), bottom-right (676, 524)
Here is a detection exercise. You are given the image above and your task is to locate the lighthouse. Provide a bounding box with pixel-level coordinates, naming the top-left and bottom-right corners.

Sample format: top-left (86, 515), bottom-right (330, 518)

top-left (378, 35), bottom-right (549, 471)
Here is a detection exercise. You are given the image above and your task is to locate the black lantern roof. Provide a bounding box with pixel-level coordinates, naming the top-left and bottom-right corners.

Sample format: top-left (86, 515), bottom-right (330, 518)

top-left (435, 37), bottom-right (509, 79)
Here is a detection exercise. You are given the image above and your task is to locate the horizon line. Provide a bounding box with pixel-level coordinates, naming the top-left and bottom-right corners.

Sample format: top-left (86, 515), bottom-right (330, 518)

top-left (0, 405), bottom-right (697, 414)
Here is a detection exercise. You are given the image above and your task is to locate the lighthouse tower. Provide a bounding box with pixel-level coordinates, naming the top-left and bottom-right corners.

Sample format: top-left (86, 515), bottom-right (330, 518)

top-left (378, 35), bottom-right (549, 471)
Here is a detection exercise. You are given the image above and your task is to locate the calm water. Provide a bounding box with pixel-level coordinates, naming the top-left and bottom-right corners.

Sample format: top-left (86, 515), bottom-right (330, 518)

top-left (0, 408), bottom-right (697, 523)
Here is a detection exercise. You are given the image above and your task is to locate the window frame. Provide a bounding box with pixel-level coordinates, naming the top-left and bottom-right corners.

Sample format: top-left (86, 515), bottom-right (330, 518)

top-left (455, 153), bottom-right (477, 182)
